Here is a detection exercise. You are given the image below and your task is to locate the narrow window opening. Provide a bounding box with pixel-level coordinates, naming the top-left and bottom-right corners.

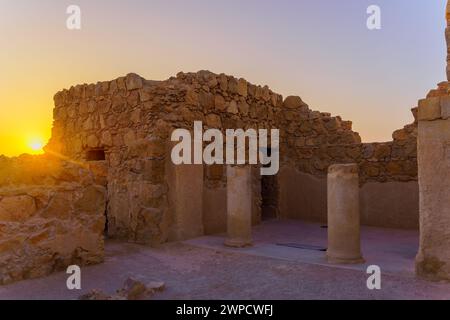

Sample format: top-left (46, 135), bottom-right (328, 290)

top-left (86, 149), bottom-right (106, 161)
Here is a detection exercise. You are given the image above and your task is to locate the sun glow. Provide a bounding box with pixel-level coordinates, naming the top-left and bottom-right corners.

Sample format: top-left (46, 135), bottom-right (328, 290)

top-left (27, 137), bottom-right (45, 154)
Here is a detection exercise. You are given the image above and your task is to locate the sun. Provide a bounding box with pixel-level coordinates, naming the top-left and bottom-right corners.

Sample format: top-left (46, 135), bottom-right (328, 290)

top-left (27, 137), bottom-right (45, 154)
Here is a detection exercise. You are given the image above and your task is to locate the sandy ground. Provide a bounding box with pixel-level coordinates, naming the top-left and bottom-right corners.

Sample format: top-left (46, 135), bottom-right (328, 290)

top-left (1, 220), bottom-right (450, 300)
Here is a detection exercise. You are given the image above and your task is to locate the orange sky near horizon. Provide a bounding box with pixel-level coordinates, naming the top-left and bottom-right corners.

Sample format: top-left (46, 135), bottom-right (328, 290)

top-left (0, 0), bottom-right (447, 157)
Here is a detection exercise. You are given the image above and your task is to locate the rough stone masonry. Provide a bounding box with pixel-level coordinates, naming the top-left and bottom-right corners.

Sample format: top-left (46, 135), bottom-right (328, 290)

top-left (47, 70), bottom-right (419, 243)
top-left (4, 2), bottom-right (450, 285)
top-left (0, 68), bottom-right (422, 284)
top-left (0, 155), bottom-right (106, 284)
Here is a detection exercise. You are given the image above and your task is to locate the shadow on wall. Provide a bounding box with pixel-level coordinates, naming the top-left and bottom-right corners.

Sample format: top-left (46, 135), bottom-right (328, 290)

top-left (277, 166), bottom-right (419, 230)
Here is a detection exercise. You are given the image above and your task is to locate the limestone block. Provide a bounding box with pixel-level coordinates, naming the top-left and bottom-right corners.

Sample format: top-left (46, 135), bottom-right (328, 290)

top-left (126, 73), bottom-right (143, 90)
top-left (100, 82), bottom-right (110, 95)
top-left (205, 114), bottom-right (222, 128)
top-left (112, 134), bottom-right (123, 147)
top-left (198, 92), bottom-right (214, 110)
top-left (214, 95), bottom-right (226, 111)
top-left (219, 74), bottom-right (228, 91)
top-left (74, 185), bottom-right (106, 216)
top-left (98, 100), bottom-right (111, 114)
top-left (130, 109), bottom-right (141, 124)
top-left (237, 78), bottom-right (248, 97)
top-left (112, 95), bottom-right (126, 113)
top-left (228, 78), bottom-right (239, 94)
top-left (0, 195), bottom-right (36, 222)
top-left (117, 77), bottom-right (126, 90)
top-left (393, 129), bottom-right (408, 141)
top-left (254, 86), bottom-right (263, 99)
top-left (87, 135), bottom-right (99, 148)
top-left (208, 76), bottom-right (218, 88)
top-left (79, 101), bottom-right (89, 115)
top-left (374, 143), bottom-right (391, 159)
top-left (227, 100), bottom-right (238, 114)
top-left (83, 117), bottom-right (94, 131)
top-left (127, 91), bottom-right (140, 107)
top-left (123, 130), bottom-right (136, 147)
top-left (418, 98), bottom-right (441, 121)
top-left (185, 89), bottom-right (199, 105)
top-left (53, 91), bottom-right (66, 108)
top-left (238, 101), bottom-right (249, 116)
top-left (283, 96), bottom-right (304, 109)
top-left (67, 106), bottom-right (77, 118)
top-left (40, 192), bottom-right (72, 219)
top-left (262, 86), bottom-right (271, 102)
top-left (101, 131), bottom-right (113, 147)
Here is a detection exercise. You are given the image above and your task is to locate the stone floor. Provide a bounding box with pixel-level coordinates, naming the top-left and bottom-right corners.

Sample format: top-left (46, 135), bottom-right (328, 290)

top-left (1, 219), bottom-right (450, 300)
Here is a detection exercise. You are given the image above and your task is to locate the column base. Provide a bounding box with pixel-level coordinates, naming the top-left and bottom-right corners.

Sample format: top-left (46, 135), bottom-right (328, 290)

top-left (327, 252), bottom-right (365, 265)
top-left (416, 255), bottom-right (450, 282)
top-left (224, 238), bottom-right (253, 248)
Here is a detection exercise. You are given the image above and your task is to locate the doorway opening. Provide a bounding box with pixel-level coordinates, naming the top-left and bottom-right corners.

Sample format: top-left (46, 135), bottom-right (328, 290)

top-left (261, 147), bottom-right (279, 220)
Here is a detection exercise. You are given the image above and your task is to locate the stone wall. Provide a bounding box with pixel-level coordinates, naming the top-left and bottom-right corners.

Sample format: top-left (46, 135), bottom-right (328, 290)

top-left (47, 71), bottom-right (366, 173)
top-left (0, 155), bottom-right (106, 284)
top-left (45, 70), bottom-right (420, 242)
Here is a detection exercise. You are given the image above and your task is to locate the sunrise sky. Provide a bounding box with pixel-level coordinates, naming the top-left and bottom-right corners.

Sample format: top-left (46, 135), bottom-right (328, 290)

top-left (0, 0), bottom-right (447, 156)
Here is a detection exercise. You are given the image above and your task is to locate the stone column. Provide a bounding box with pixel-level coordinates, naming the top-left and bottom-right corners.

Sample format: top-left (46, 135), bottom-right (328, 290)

top-left (166, 149), bottom-right (204, 242)
top-left (327, 164), bottom-right (364, 264)
top-left (168, 163), bottom-right (204, 241)
top-left (416, 96), bottom-right (450, 280)
top-left (225, 165), bottom-right (253, 248)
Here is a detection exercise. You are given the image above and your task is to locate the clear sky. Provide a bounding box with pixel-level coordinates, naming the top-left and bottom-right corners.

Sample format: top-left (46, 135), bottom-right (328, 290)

top-left (0, 0), bottom-right (447, 156)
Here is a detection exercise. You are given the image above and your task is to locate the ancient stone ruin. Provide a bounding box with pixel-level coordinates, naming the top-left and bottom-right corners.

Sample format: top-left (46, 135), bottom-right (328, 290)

top-left (0, 69), bottom-right (419, 284)
top-left (0, 4), bottom-right (449, 286)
